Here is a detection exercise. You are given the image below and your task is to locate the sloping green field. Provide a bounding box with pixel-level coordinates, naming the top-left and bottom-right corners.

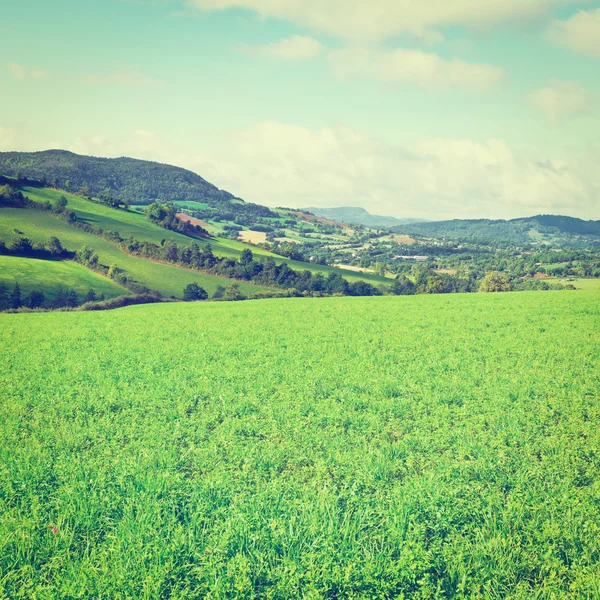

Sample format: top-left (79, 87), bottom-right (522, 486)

top-left (0, 255), bottom-right (128, 300)
top-left (0, 208), bottom-right (270, 298)
top-left (1, 290), bottom-right (599, 598)
top-left (19, 187), bottom-right (391, 286)
top-left (556, 278), bottom-right (600, 291)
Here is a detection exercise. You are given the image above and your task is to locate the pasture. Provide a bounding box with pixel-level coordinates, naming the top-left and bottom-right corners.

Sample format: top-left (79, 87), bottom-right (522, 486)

top-left (0, 255), bottom-right (127, 300)
top-left (1, 290), bottom-right (599, 598)
top-left (17, 187), bottom-right (391, 286)
top-left (0, 208), bottom-right (270, 298)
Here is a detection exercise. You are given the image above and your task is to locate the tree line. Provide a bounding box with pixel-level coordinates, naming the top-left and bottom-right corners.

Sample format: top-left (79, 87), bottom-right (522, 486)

top-left (0, 281), bottom-right (103, 311)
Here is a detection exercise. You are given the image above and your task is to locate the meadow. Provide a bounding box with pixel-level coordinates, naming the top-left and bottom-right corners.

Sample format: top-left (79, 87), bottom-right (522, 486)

top-left (1, 290), bottom-right (599, 598)
top-left (18, 187), bottom-right (391, 286)
top-left (0, 255), bottom-right (128, 300)
top-left (0, 208), bottom-right (270, 298)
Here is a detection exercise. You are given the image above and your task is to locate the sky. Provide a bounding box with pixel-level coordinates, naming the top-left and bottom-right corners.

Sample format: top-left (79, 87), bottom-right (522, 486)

top-left (2, 0), bottom-right (599, 220)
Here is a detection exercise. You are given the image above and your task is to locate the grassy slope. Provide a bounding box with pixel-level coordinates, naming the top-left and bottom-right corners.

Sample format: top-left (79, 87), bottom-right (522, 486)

top-left (21, 187), bottom-right (391, 286)
top-left (0, 208), bottom-right (270, 298)
top-left (556, 278), bottom-right (600, 291)
top-left (1, 291), bottom-right (599, 597)
top-left (0, 255), bottom-right (128, 300)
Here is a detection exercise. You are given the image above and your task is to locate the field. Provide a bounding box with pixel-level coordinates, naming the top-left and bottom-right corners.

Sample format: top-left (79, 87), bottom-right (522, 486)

top-left (20, 187), bottom-right (261, 261)
top-left (239, 230), bottom-right (267, 245)
top-left (0, 208), bottom-right (270, 298)
top-left (20, 187), bottom-right (390, 286)
top-left (556, 278), bottom-right (600, 291)
top-left (1, 290), bottom-right (599, 598)
top-left (0, 255), bottom-right (128, 300)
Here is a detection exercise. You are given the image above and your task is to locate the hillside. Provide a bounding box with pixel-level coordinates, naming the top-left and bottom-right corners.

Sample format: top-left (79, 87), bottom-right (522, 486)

top-left (6, 186), bottom-right (390, 286)
top-left (0, 207), bottom-right (269, 299)
top-left (0, 182), bottom-right (393, 307)
top-left (2, 291), bottom-right (599, 596)
top-left (0, 150), bottom-right (236, 205)
top-left (305, 206), bottom-right (426, 229)
top-left (392, 214), bottom-right (600, 245)
top-left (0, 255), bottom-right (128, 301)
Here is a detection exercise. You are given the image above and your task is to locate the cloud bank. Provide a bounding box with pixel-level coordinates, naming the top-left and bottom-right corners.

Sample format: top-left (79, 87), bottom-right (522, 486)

top-left (189, 0), bottom-right (587, 41)
top-left (328, 48), bottom-right (505, 91)
top-left (547, 8), bottom-right (600, 58)
top-left (30, 121), bottom-right (597, 221)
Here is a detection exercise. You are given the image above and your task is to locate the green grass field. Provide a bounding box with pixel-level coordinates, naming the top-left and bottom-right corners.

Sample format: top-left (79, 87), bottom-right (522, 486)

top-left (556, 278), bottom-right (600, 291)
top-left (1, 290), bottom-right (599, 598)
top-left (0, 255), bottom-right (128, 300)
top-left (0, 208), bottom-right (270, 298)
top-left (19, 187), bottom-right (391, 286)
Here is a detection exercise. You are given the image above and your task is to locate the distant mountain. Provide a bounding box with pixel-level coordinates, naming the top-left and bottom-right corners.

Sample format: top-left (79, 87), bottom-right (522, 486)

top-left (304, 206), bottom-right (427, 228)
top-left (0, 150), bottom-right (236, 205)
top-left (391, 215), bottom-right (600, 245)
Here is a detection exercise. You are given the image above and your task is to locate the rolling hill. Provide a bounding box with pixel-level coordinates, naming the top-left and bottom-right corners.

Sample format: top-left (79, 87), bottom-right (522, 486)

top-left (0, 150), bottom-right (236, 205)
top-left (305, 206), bottom-right (427, 229)
top-left (0, 206), bottom-right (270, 299)
top-left (5, 185), bottom-right (391, 287)
top-left (392, 214), bottom-right (600, 245)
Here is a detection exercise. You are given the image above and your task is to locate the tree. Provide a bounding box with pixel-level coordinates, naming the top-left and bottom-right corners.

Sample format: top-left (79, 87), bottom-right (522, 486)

top-left (374, 262), bottom-right (386, 276)
top-left (240, 248), bottom-right (254, 265)
top-left (391, 275), bottom-right (415, 296)
top-left (25, 290), bottom-right (45, 309)
top-left (226, 283), bottom-right (245, 301)
top-left (66, 210), bottom-right (77, 224)
top-left (47, 236), bottom-right (64, 257)
top-left (479, 271), bottom-right (512, 292)
top-left (84, 289), bottom-right (97, 303)
top-left (76, 246), bottom-right (99, 268)
top-left (183, 283), bottom-right (208, 301)
top-left (65, 289), bottom-right (79, 308)
top-left (54, 287), bottom-right (68, 308)
top-left (9, 237), bottom-right (33, 255)
top-left (107, 264), bottom-right (119, 279)
top-left (0, 282), bottom-right (9, 310)
top-left (11, 282), bottom-right (21, 309)
top-left (55, 195), bottom-right (68, 211)
top-left (425, 276), bottom-right (444, 295)
top-left (212, 285), bottom-right (226, 299)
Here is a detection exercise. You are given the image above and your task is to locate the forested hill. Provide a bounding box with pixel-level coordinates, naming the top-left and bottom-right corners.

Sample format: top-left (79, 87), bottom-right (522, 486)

top-left (392, 215), bottom-right (600, 245)
top-left (0, 150), bottom-right (236, 205)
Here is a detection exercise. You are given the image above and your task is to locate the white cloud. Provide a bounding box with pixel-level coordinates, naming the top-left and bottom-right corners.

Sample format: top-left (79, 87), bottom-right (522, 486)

top-left (8, 62), bottom-right (51, 80)
top-left (547, 8), bottom-right (600, 57)
top-left (6, 122), bottom-right (598, 219)
top-left (236, 35), bottom-right (324, 59)
top-left (187, 0), bottom-right (586, 41)
top-left (527, 80), bottom-right (589, 122)
top-left (77, 70), bottom-right (161, 88)
top-left (328, 47), bottom-right (505, 91)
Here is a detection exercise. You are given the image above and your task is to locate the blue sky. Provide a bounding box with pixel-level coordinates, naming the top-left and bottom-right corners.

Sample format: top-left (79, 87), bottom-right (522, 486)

top-left (2, 0), bottom-right (599, 219)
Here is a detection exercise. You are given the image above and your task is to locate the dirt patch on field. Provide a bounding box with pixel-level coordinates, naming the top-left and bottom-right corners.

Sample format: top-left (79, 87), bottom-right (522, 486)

top-left (333, 264), bottom-right (375, 274)
top-left (239, 230), bottom-right (267, 244)
top-left (176, 213), bottom-right (210, 228)
top-left (391, 235), bottom-right (416, 245)
top-left (534, 272), bottom-right (552, 279)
